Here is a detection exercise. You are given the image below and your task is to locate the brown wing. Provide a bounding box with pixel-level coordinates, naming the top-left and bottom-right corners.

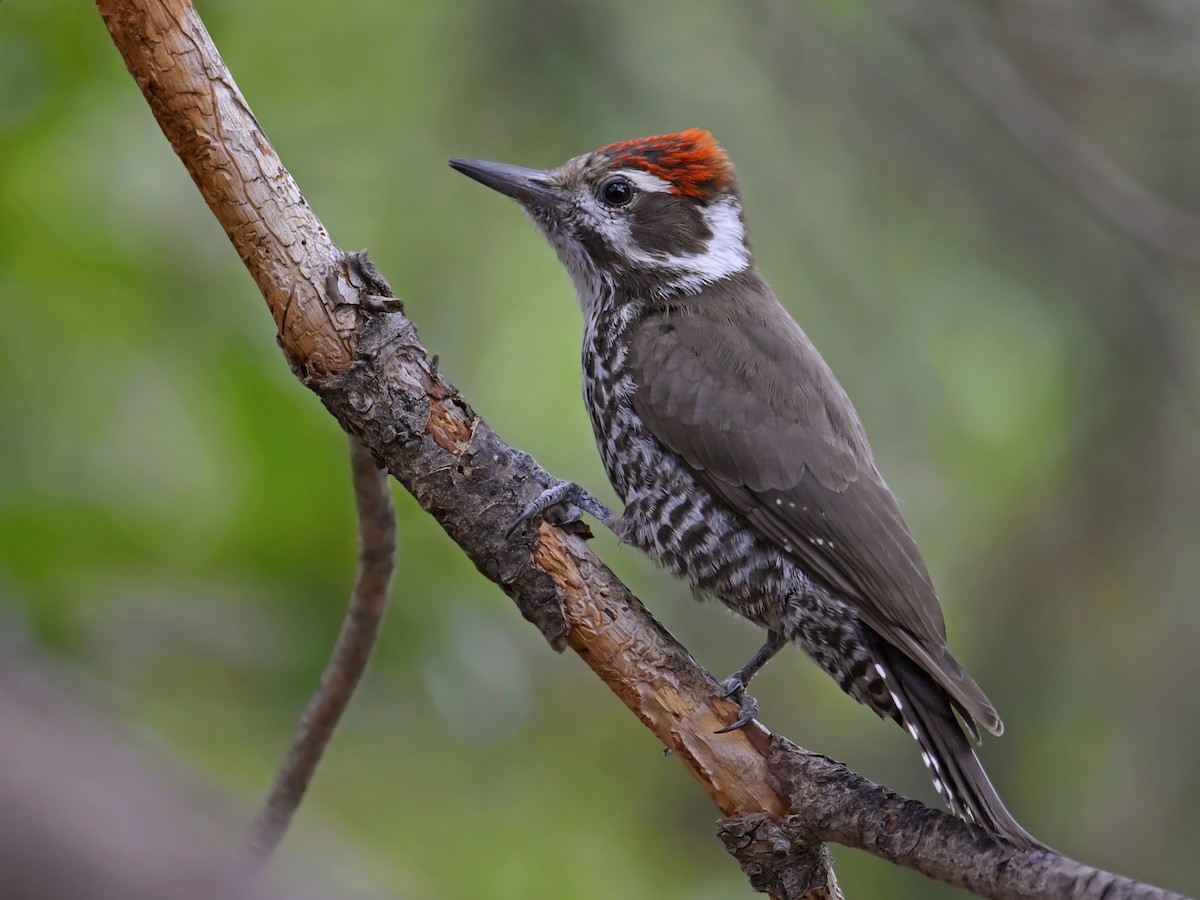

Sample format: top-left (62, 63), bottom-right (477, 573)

top-left (627, 279), bottom-right (1002, 735)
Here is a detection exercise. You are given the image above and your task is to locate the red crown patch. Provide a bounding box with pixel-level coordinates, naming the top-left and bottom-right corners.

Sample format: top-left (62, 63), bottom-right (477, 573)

top-left (598, 129), bottom-right (733, 199)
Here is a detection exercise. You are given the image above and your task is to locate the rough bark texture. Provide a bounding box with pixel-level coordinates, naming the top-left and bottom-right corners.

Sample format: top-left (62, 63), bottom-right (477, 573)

top-left (716, 737), bottom-right (1193, 900)
top-left (720, 813), bottom-right (846, 900)
top-left (95, 2), bottom-right (1193, 899)
top-left (316, 255), bottom-right (798, 821)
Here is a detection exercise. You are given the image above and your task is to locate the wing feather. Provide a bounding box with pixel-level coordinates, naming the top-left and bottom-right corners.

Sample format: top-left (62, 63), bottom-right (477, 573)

top-left (627, 282), bottom-right (1002, 736)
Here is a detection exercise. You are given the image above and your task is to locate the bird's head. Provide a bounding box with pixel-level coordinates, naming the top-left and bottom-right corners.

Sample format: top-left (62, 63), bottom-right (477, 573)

top-left (451, 129), bottom-right (752, 310)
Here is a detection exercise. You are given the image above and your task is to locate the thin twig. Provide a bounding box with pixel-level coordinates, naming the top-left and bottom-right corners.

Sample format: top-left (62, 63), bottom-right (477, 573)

top-left (243, 437), bottom-right (395, 865)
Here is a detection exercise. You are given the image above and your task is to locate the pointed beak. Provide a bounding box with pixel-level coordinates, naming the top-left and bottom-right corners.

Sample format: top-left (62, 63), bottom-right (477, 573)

top-left (449, 158), bottom-right (566, 213)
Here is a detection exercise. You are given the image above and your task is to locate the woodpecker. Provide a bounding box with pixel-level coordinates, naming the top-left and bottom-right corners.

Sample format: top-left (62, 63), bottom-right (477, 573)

top-left (451, 129), bottom-right (1037, 848)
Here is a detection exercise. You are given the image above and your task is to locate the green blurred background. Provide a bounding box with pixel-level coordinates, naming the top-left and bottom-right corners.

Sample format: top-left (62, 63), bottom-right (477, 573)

top-left (3, 1), bottom-right (1199, 897)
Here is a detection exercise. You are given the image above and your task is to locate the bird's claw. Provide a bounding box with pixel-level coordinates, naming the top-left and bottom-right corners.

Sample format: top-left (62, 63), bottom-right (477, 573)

top-left (715, 675), bottom-right (760, 733)
top-left (504, 480), bottom-right (613, 539)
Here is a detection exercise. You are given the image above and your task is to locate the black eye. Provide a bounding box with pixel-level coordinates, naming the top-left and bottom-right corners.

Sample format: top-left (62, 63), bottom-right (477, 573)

top-left (599, 175), bottom-right (634, 208)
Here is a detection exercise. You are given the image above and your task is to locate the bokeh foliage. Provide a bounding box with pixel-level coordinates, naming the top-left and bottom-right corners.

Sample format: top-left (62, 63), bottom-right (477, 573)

top-left (2, 1), bottom-right (1198, 897)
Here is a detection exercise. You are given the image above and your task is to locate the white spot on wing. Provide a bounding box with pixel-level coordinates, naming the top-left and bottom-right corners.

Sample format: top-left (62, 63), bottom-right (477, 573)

top-left (872, 662), bottom-right (904, 711)
top-left (923, 750), bottom-right (943, 777)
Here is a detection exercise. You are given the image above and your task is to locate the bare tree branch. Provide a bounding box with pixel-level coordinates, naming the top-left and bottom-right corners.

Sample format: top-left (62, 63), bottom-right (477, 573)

top-left (243, 437), bottom-right (395, 865)
top-left (93, 0), bottom-right (808, 863)
top-left (94, 1), bottom-right (1192, 897)
top-left (719, 736), bottom-right (1193, 900)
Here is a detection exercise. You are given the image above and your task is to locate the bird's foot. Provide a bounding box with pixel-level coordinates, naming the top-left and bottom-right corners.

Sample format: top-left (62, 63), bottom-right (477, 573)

top-left (714, 674), bottom-right (760, 734)
top-left (712, 631), bottom-right (786, 732)
top-left (505, 480), bottom-right (615, 539)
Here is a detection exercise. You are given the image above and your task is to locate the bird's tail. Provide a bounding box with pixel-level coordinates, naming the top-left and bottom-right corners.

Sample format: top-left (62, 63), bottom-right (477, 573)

top-left (875, 644), bottom-right (1041, 851)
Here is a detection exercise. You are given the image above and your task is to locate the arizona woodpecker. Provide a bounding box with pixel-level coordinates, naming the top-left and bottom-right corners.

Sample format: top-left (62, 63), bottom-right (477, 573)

top-left (451, 129), bottom-right (1037, 848)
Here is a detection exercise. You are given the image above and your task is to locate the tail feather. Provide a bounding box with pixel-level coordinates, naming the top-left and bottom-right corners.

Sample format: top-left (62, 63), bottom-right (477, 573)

top-left (874, 644), bottom-right (1041, 851)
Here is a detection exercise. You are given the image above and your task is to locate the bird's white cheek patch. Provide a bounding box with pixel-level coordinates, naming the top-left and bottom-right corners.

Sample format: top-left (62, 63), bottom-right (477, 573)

top-left (685, 196), bottom-right (752, 285)
top-left (620, 195), bottom-right (751, 295)
top-left (564, 188), bottom-right (751, 301)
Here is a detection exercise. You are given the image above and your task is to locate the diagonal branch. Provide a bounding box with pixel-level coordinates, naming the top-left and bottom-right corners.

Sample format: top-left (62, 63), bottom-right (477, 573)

top-left (96, 2), bottom-right (1191, 898)
top-left (242, 437), bottom-right (395, 866)
top-left (721, 737), bottom-right (1192, 900)
top-left (95, 0), bottom-right (800, 841)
